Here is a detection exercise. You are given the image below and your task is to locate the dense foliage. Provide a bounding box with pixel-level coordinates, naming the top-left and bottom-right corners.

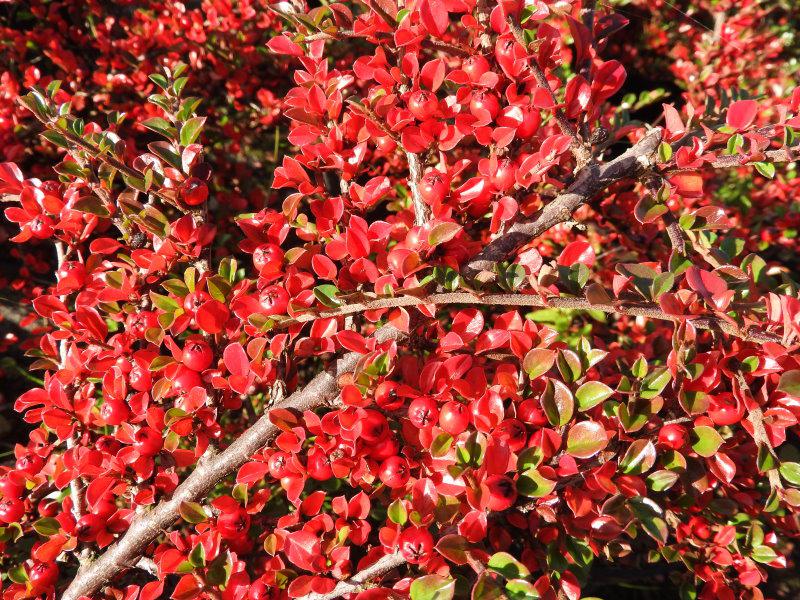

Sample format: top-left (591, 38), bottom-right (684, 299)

top-left (1, 1), bottom-right (799, 599)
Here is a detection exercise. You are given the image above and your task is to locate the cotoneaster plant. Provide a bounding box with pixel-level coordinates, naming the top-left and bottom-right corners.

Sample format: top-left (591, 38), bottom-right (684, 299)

top-left (0, 2), bottom-right (799, 600)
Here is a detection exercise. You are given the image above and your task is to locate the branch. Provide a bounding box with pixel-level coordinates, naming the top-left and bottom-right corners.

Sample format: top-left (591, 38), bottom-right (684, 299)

top-left (287, 291), bottom-right (781, 345)
top-left (462, 127), bottom-right (663, 281)
top-left (60, 326), bottom-right (405, 600)
top-left (405, 149), bottom-right (431, 225)
top-left (298, 552), bottom-right (406, 600)
top-left (506, 16), bottom-right (590, 165)
top-left (707, 144), bottom-right (800, 169)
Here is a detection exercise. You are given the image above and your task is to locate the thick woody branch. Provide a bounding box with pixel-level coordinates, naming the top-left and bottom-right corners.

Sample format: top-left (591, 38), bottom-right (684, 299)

top-left (298, 552), bottom-right (405, 600)
top-left (462, 127), bottom-right (663, 281)
top-left (60, 327), bottom-right (404, 600)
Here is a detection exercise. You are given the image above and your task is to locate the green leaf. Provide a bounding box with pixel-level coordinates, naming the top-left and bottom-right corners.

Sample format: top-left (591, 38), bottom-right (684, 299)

top-left (7, 564), bottom-right (28, 584)
top-left (517, 468), bottom-right (556, 498)
top-left (73, 195), bottom-right (111, 217)
top-left (388, 499), bottom-right (407, 525)
top-left (150, 292), bottom-right (181, 312)
top-left (750, 545), bottom-right (778, 564)
top-left (779, 462), bottom-right (800, 486)
top-left (33, 517), bottom-right (61, 536)
top-left (487, 552), bottom-right (530, 579)
top-left (556, 349), bottom-right (583, 383)
top-left (620, 439), bottom-right (657, 474)
top-left (650, 272), bottom-right (675, 299)
top-left (522, 348), bottom-right (555, 380)
top-left (189, 542), bottom-right (206, 567)
top-left (313, 284), bottom-right (343, 308)
top-left (517, 446), bottom-right (544, 470)
top-left (691, 425), bottom-right (723, 458)
top-left (575, 381), bottom-right (614, 411)
top-left (180, 116), bottom-right (206, 146)
top-left (541, 379), bottom-right (574, 427)
top-left (149, 73), bottom-right (169, 90)
top-left (754, 162), bottom-right (776, 179)
top-left (647, 469), bottom-right (680, 492)
top-left (505, 579), bottom-right (540, 599)
top-left (179, 501), bottom-right (209, 524)
top-left (778, 371), bottom-right (800, 396)
top-left (566, 420), bottom-right (608, 459)
top-left (206, 551), bottom-right (233, 586)
top-left (430, 432), bottom-right (453, 458)
top-left (428, 222), bottom-right (462, 246)
top-left (410, 575), bottom-right (455, 600)
top-left (657, 141), bottom-right (673, 162)
top-left (142, 117), bottom-right (176, 139)
top-left (640, 367), bottom-right (671, 399)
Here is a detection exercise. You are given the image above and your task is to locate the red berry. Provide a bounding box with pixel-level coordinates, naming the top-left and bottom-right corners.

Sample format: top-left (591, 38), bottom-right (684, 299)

top-left (91, 495), bottom-right (117, 518)
top-left (408, 396), bottom-right (439, 428)
top-left (181, 177), bottom-right (209, 206)
top-left (398, 526), bottom-right (434, 564)
top-left (0, 497), bottom-right (24, 524)
top-left (183, 291), bottom-right (211, 314)
top-left (361, 409), bottom-right (390, 442)
top-left (484, 474), bottom-right (517, 511)
top-left (253, 243), bottom-right (284, 273)
top-left (217, 508), bottom-right (251, 539)
top-left (379, 456), bottom-right (410, 489)
top-left (517, 105), bottom-right (542, 139)
top-left (369, 436), bottom-right (399, 461)
top-left (182, 337), bottom-right (213, 371)
top-left (419, 171), bottom-right (450, 206)
top-left (75, 512), bottom-right (104, 542)
top-left (462, 55), bottom-right (490, 82)
top-left (470, 90), bottom-right (500, 121)
top-left (490, 158), bottom-right (516, 192)
top-left (28, 561), bottom-right (59, 592)
top-left (37, 498), bottom-right (58, 518)
top-left (126, 311), bottom-right (158, 338)
top-left (100, 398), bottom-right (129, 426)
top-left (307, 447), bottom-right (334, 481)
top-left (129, 363), bottom-right (153, 392)
top-left (708, 393), bottom-right (744, 426)
top-left (133, 426), bottom-right (163, 456)
top-left (376, 136), bottom-right (397, 153)
top-left (268, 451), bottom-right (292, 479)
top-left (29, 215), bottom-right (55, 239)
top-left (96, 436), bottom-right (121, 455)
top-left (658, 424), bottom-right (688, 450)
top-left (375, 381), bottom-right (403, 411)
top-left (15, 454), bottom-right (43, 475)
top-left (495, 38), bottom-right (519, 66)
top-left (172, 366), bottom-right (202, 395)
top-left (407, 90), bottom-right (438, 121)
top-left (439, 401), bottom-right (471, 435)
top-left (260, 285), bottom-right (289, 316)
top-left (0, 477), bottom-right (24, 500)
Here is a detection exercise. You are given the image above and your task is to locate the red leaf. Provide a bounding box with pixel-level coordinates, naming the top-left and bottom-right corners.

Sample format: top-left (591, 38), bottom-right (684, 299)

top-left (558, 240), bottom-right (595, 267)
top-left (196, 299), bottom-right (230, 334)
top-left (419, 0), bottom-right (448, 37)
top-left (726, 99), bottom-right (758, 131)
top-left (224, 342), bottom-right (250, 377)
